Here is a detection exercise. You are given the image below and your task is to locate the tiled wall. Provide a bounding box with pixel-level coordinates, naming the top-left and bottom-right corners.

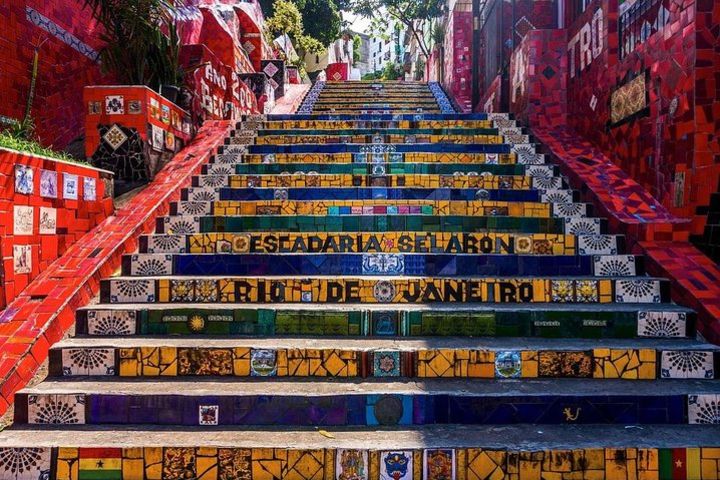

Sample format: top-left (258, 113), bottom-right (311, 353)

top-left (3, 446), bottom-right (719, 479)
top-left (84, 86), bottom-right (195, 182)
top-left (564, 0), bottom-right (720, 222)
top-left (0, 149), bottom-right (113, 308)
top-left (0, 1), bottom-right (108, 149)
top-left (442, 10), bottom-right (473, 112)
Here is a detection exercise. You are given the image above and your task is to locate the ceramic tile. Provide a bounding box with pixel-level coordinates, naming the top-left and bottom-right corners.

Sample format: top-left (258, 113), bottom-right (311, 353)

top-left (336, 449), bottom-right (368, 480)
top-left (250, 349), bottom-right (277, 377)
top-left (495, 351), bottom-right (522, 378)
top-left (83, 176), bottom-right (97, 201)
top-left (110, 279), bottom-right (155, 303)
top-left (39, 169), bottom-right (58, 198)
top-left (615, 280), bottom-right (661, 303)
top-left (63, 173), bottom-right (79, 200)
top-left (199, 405), bottom-right (219, 425)
top-left (105, 95), bottom-right (124, 114)
top-left (13, 205), bottom-right (33, 235)
top-left (0, 448), bottom-right (52, 480)
top-left (27, 394), bottom-right (85, 424)
top-left (578, 235), bottom-right (618, 255)
top-left (660, 351), bottom-right (714, 379)
top-left (39, 207), bottom-right (56, 234)
top-left (379, 451), bottom-right (414, 480)
top-left (14, 164), bottom-right (34, 194)
top-left (13, 245), bottom-right (31, 274)
top-left (593, 255), bottom-right (636, 276)
top-left (62, 348), bottom-right (115, 375)
top-left (130, 254), bottom-right (173, 276)
top-left (688, 394), bottom-right (720, 424)
top-left (424, 449), bottom-right (455, 480)
top-left (637, 311), bottom-right (686, 337)
top-left (87, 310), bottom-right (137, 335)
top-left (373, 351), bottom-right (401, 377)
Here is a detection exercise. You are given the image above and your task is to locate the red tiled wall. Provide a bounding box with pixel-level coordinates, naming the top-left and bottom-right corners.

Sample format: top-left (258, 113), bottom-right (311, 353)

top-left (0, 0), bottom-right (108, 149)
top-left (565, 0), bottom-right (720, 219)
top-left (84, 86), bottom-right (194, 159)
top-left (478, 75), bottom-right (503, 113)
top-left (442, 10), bottom-right (474, 112)
top-left (0, 150), bottom-right (113, 309)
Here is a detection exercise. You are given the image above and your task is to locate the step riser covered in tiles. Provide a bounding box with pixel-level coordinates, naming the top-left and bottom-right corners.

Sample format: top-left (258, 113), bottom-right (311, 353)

top-left (14, 390), bottom-right (719, 426)
top-left (120, 253), bottom-right (644, 277)
top-left (139, 232), bottom-right (620, 255)
top-left (99, 277), bottom-right (670, 304)
top-left (75, 307), bottom-right (694, 339)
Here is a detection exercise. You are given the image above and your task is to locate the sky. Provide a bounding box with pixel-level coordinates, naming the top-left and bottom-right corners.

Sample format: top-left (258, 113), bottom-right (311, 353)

top-left (343, 11), bottom-right (372, 34)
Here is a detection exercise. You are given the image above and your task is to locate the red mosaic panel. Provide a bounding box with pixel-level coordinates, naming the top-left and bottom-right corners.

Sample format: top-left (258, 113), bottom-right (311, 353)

top-left (84, 86), bottom-right (194, 159)
top-left (326, 63), bottom-right (350, 82)
top-left (0, 150), bottom-right (113, 309)
top-left (442, 10), bottom-right (474, 112)
top-left (0, 121), bottom-right (231, 415)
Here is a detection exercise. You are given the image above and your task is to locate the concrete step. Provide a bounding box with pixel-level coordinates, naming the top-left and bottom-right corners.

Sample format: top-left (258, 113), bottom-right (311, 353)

top-left (212, 151), bottom-right (523, 165)
top-left (47, 336), bottom-right (720, 380)
top-left (252, 127), bottom-right (502, 136)
top-left (205, 162), bottom-right (554, 176)
top-left (161, 199), bottom-right (559, 219)
top-left (256, 118), bottom-right (506, 129)
top-left (14, 379), bottom-right (720, 426)
top-left (175, 188), bottom-right (576, 205)
top-left (155, 215), bottom-right (599, 236)
top-left (264, 113), bottom-right (509, 121)
top-left (138, 232), bottom-right (622, 256)
top-left (119, 253), bottom-right (644, 278)
top-left (75, 304), bottom-right (695, 339)
top-left (98, 275), bottom-right (671, 305)
top-left (192, 173), bottom-right (559, 190)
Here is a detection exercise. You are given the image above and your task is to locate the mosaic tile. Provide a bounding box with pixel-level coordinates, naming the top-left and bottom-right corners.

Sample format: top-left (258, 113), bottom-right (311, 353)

top-left (660, 351), bottom-right (715, 379)
top-left (379, 451), bottom-right (414, 480)
top-left (0, 448), bottom-right (51, 480)
top-left (164, 217), bottom-right (200, 235)
top-left (83, 177), bottom-right (97, 201)
top-left (63, 173), bottom-right (79, 200)
top-left (373, 351), bottom-right (401, 377)
top-left (637, 311), bottom-right (686, 338)
top-left (130, 254), bottom-right (173, 276)
top-left (27, 394), bottom-right (85, 424)
top-left (146, 235), bottom-right (186, 253)
top-left (62, 348), bottom-right (115, 375)
top-left (38, 207), bottom-right (56, 234)
top-left (615, 280), bottom-right (661, 303)
top-left (13, 205), bottom-right (33, 235)
top-left (39, 169), bottom-right (58, 198)
top-left (14, 164), bottom-right (34, 194)
top-left (593, 255), bottom-right (636, 276)
top-left (423, 449), bottom-right (455, 480)
top-left (565, 218), bottom-right (602, 235)
top-left (495, 351), bottom-right (522, 378)
top-left (199, 405), bottom-right (219, 425)
top-left (87, 310), bottom-right (137, 335)
top-left (110, 279), bottom-right (155, 303)
top-left (336, 449), bottom-right (369, 480)
top-left (688, 395), bottom-right (720, 424)
top-left (105, 95), bottom-right (124, 114)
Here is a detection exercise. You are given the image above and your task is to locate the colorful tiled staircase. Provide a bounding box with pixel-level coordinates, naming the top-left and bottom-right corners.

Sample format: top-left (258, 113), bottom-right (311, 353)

top-left (2, 81), bottom-right (720, 479)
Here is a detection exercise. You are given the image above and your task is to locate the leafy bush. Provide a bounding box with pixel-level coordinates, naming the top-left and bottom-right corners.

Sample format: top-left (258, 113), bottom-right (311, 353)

top-left (0, 130), bottom-right (85, 164)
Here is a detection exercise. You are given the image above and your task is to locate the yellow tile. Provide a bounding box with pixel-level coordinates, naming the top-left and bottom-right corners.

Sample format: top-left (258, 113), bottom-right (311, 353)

top-left (123, 459), bottom-right (145, 480)
top-left (145, 447), bottom-right (164, 480)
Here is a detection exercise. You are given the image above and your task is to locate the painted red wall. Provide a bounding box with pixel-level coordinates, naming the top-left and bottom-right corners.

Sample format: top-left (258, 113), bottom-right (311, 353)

top-left (0, 150), bottom-right (113, 309)
top-left (0, 0), bottom-right (108, 149)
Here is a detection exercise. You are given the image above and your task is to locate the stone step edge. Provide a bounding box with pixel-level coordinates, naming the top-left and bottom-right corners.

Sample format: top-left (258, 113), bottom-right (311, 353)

top-left (1, 424), bottom-right (719, 449)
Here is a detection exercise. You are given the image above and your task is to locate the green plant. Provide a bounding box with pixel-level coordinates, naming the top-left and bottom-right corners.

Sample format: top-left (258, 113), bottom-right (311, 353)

top-left (432, 23), bottom-right (445, 49)
top-left (260, 0), bottom-right (343, 46)
top-left (83, 0), bottom-right (181, 88)
top-left (353, 34), bottom-right (361, 64)
top-left (381, 62), bottom-right (404, 80)
top-left (0, 130), bottom-right (86, 164)
top-left (414, 57), bottom-right (426, 81)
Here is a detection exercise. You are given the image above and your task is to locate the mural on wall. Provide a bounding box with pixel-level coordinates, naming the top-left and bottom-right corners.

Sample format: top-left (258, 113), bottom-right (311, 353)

top-left (610, 72), bottom-right (649, 126)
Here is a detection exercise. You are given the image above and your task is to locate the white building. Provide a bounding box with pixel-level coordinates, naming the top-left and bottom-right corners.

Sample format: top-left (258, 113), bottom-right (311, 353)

top-left (368, 21), bottom-right (406, 74)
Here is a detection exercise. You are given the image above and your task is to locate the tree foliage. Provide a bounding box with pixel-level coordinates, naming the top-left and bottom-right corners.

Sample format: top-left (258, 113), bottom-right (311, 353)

top-left (350, 0), bottom-right (444, 59)
top-left (83, 0), bottom-right (182, 86)
top-left (261, 0), bottom-right (343, 47)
